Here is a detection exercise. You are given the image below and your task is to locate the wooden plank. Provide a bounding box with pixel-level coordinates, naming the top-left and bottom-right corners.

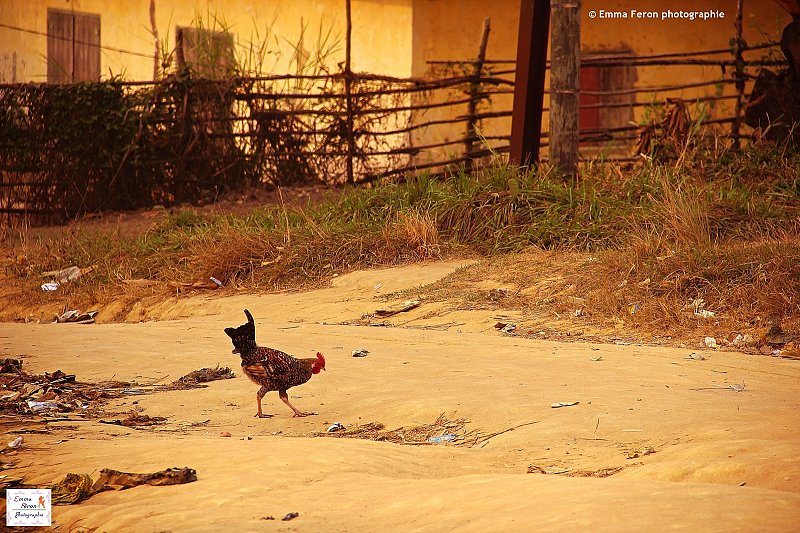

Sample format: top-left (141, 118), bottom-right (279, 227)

top-left (47, 9), bottom-right (73, 83)
top-left (375, 300), bottom-right (421, 317)
top-left (177, 27), bottom-right (198, 69)
top-left (549, 0), bottom-right (581, 176)
top-left (176, 26), bottom-right (233, 79)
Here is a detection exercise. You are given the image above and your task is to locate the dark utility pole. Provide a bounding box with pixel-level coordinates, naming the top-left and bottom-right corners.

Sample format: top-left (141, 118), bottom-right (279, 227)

top-left (509, 0), bottom-right (551, 166)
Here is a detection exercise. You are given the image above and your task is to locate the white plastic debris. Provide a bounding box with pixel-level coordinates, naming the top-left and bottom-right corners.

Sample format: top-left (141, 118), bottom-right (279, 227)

top-left (428, 434), bottom-right (456, 443)
top-left (690, 298), bottom-right (716, 318)
top-left (704, 337), bottom-right (718, 349)
top-left (351, 349), bottom-right (369, 358)
top-left (500, 323), bottom-right (517, 333)
top-left (55, 310), bottom-right (78, 323)
top-left (327, 422), bottom-right (345, 433)
top-left (7, 436), bottom-right (23, 449)
top-left (488, 288), bottom-right (511, 299)
top-left (27, 400), bottom-right (58, 412)
top-left (550, 401), bottom-right (579, 408)
top-left (41, 282), bottom-right (59, 291)
top-left (731, 334), bottom-right (755, 347)
top-left (53, 310), bottom-right (98, 324)
top-left (209, 276), bottom-right (224, 287)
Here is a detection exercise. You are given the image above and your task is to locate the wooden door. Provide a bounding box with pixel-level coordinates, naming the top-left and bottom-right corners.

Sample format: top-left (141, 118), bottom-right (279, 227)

top-left (579, 66), bottom-right (600, 133)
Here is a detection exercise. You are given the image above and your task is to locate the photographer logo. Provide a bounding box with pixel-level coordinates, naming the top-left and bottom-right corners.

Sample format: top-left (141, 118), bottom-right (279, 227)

top-left (6, 489), bottom-right (51, 527)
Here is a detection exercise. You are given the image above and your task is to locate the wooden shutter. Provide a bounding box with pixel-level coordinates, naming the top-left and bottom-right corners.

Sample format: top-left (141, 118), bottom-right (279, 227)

top-left (177, 26), bottom-right (234, 79)
top-left (47, 10), bottom-right (73, 83)
top-left (73, 13), bottom-right (101, 81)
top-left (47, 9), bottom-right (100, 83)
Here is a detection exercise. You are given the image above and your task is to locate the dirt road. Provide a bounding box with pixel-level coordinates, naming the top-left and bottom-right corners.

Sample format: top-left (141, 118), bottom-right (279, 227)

top-left (2, 261), bottom-right (799, 531)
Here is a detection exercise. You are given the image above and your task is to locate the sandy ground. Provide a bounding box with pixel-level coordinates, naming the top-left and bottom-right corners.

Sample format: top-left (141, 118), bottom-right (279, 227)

top-left (2, 260), bottom-right (800, 532)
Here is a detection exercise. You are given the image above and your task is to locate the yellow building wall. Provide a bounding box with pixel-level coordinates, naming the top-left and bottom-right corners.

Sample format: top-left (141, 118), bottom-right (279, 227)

top-left (0, 0), bottom-right (413, 82)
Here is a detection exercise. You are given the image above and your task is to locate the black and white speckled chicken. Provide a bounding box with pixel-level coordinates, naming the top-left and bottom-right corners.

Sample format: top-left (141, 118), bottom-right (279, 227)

top-left (224, 309), bottom-right (325, 418)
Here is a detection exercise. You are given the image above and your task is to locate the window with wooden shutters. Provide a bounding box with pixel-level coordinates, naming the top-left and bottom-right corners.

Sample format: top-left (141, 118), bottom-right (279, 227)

top-left (176, 26), bottom-right (234, 79)
top-left (47, 9), bottom-right (100, 83)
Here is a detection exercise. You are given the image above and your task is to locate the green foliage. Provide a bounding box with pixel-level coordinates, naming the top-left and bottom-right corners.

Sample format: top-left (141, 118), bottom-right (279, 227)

top-left (0, 80), bottom-right (252, 221)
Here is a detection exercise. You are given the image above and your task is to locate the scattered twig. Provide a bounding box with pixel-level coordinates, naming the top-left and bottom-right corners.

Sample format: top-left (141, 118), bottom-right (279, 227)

top-left (477, 421), bottom-right (540, 448)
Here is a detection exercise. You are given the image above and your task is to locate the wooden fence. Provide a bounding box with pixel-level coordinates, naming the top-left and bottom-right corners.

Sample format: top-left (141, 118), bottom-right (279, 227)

top-left (424, 40), bottom-right (785, 165)
top-left (0, 38), bottom-right (788, 225)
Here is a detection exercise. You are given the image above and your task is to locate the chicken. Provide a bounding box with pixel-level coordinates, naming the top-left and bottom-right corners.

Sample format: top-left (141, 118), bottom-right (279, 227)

top-left (224, 309), bottom-right (325, 418)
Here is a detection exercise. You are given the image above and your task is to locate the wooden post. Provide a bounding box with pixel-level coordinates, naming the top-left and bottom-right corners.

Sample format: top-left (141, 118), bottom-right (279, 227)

top-left (731, 0), bottom-right (745, 152)
top-left (465, 17), bottom-right (491, 172)
top-left (549, 0), bottom-right (580, 177)
top-left (510, 0), bottom-right (551, 166)
top-left (344, 0), bottom-right (356, 184)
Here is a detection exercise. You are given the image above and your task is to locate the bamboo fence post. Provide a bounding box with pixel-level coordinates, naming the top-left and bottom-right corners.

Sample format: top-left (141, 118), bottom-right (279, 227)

top-left (549, 0), bottom-right (580, 177)
top-left (731, 0), bottom-right (745, 151)
top-left (149, 0), bottom-right (161, 80)
top-left (465, 17), bottom-right (491, 172)
top-left (344, 0), bottom-right (355, 184)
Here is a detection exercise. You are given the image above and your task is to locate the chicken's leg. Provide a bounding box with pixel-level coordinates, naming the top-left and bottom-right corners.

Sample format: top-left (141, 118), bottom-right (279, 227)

top-left (254, 386), bottom-right (274, 418)
top-left (279, 390), bottom-right (316, 417)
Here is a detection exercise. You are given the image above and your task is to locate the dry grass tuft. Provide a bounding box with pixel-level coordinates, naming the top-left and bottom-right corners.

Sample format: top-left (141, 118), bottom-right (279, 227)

top-left (382, 210), bottom-right (441, 260)
top-left (651, 174), bottom-right (712, 248)
top-left (583, 234), bottom-right (800, 337)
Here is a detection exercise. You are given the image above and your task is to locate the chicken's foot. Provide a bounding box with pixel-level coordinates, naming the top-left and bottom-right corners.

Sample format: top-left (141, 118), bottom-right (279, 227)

top-left (279, 390), bottom-right (317, 417)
